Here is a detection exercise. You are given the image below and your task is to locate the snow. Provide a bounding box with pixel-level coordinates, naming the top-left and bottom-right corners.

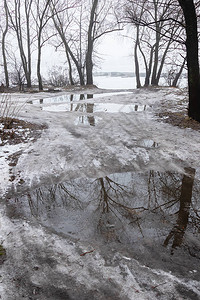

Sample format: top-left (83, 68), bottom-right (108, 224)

top-left (1, 87), bottom-right (200, 299)
top-left (1, 207), bottom-right (200, 299)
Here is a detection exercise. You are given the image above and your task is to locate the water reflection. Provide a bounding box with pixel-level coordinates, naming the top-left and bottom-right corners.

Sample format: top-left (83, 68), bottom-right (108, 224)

top-left (8, 170), bottom-right (200, 254)
top-left (75, 116), bottom-right (102, 127)
top-left (28, 92), bottom-right (148, 114)
top-left (28, 92), bottom-right (132, 105)
top-left (163, 168), bottom-right (195, 254)
top-left (42, 103), bottom-right (149, 113)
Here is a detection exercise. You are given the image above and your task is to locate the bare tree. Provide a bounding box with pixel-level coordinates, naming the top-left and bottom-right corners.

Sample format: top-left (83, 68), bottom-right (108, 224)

top-left (32, 0), bottom-right (52, 90)
top-left (85, 0), bottom-right (98, 85)
top-left (1, 0), bottom-right (9, 88)
top-left (85, 0), bottom-right (122, 85)
top-left (51, 0), bottom-right (121, 86)
top-left (50, 0), bottom-right (86, 85)
top-left (123, 0), bottom-right (184, 87)
top-left (7, 0), bottom-right (34, 88)
top-left (177, 0), bottom-right (200, 122)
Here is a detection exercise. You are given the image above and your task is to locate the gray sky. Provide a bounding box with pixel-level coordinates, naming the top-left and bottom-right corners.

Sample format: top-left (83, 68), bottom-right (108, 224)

top-left (40, 32), bottom-right (134, 75)
top-left (96, 32), bottom-right (134, 72)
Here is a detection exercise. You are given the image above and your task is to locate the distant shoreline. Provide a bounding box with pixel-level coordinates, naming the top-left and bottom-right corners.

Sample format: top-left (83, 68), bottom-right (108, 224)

top-left (94, 72), bottom-right (187, 78)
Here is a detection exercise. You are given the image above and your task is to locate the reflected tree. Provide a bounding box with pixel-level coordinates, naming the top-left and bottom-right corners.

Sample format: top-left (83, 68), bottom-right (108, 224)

top-left (12, 169), bottom-right (200, 248)
top-left (86, 94), bottom-right (95, 126)
top-left (163, 168), bottom-right (195, 253)
top-left (94, 176), bottom-right (144, 240)
top-left (25, 182), bottom-right (82, 219)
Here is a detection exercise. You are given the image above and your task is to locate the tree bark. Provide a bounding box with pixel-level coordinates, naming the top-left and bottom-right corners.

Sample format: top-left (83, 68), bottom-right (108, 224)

top-left (36, 0), bottom-right (51, 91)
top-left (2, 0), bottom-right (9, 88)
top-left (37, 36), bottom-right (43, 91)
top-left (151, 1), bottom-right (160, 85)
top-left (134, 25), bottom-right (141, 88)
top-left (66, 50), bottom-right (74, 86)
top-left (86, 0), bottom-right (98, 85)
top-left (8, 0), bottom-right (32, 87)
top-left (25, 0), bottom-right (33, 88)
top-left (178, 0), bottom-right (200, 121)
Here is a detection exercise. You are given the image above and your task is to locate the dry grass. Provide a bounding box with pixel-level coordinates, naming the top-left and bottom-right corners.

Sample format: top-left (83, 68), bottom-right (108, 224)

top-left (0, 94), bottom-right (27, 129)
top-left (158, 111), bottom-right (200, 131)
top-left (0, 94), bottom-right (47, 145)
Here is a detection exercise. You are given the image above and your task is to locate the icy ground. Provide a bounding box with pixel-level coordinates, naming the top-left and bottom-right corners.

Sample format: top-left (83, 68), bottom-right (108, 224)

top-left (0, 87), bottom-right (200, 299)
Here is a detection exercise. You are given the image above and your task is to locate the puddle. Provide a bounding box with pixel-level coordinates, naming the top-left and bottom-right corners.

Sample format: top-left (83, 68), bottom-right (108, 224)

top-left (42, 103), bottom-right (149, 113)
top-left (138, 139), bottom-right (159, 148)
top-left (28, 92), bottom-right (132, 105)
top-left (74, 115), bottom-right (102, 126)
top-left (6, 168), bottom-right (200, 255)
top-left (27, 92), bottom-right (149, 114)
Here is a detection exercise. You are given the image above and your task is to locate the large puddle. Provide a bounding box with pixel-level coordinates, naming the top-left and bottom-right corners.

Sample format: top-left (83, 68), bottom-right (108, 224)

top-left (42, 103), bottom-right (148, 113)
top-left (28, 92), bottom-right (132, 105)
top-left (6, 168), bottom-right (200, 255)
top-left (28, 93), bottom-right (149, 114)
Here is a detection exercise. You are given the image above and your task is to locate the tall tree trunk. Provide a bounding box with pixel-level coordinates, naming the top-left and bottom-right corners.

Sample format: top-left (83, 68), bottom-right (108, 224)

top-left (134, 25), bottom-right (141, 88)
top-left (37, 36), bottom-right (43, 91)
top-left (66, 50), bottom-right (74, 86)
top-left (13, 0), bottom-right (30, 87)
top-left (178, 0), bottom-right (200, 122)
top-left (65, 41), bottom-right (85, 85)
top-left (151, 2), bottom-right (160, 85)
top-left (139, 43), bottom-right (154, 87)
top-left (25, 4), bottom-right (32, 88)
top-left (2, 0), bottom-right (9, 88)
top-left (86, 0), bottom-right (98, 85)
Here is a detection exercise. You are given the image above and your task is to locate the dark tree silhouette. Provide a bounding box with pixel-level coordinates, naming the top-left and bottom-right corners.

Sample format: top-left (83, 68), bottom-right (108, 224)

top-left (178, 0), bottom-right (200, 122)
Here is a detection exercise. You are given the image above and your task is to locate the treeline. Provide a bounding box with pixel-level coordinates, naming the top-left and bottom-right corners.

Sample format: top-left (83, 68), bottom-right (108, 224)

top-left (0, 0), bottom-right (197, 90)
top-left (0, 0), bottom-right (120, 90)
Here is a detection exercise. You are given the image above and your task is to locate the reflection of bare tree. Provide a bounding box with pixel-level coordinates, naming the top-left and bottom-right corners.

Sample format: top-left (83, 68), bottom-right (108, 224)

top-left (148, 170), bottom-right (182, 212)
top-left (86, 94), bottom-right (95, 126)
top-left (95, 176), bottom-right (144, 240)
top-left (70, 94), bottom-right (74, 111)
top-left (73, 94), bottom-right (95, 126)
top-left (163, 168), bottom-right (195, 252)
top-left (26, 183), bottom-right (82, 218)
top-left (73, 94), bottom-right (85, 111)
top-left (21, 169), bottom-right (199, 247)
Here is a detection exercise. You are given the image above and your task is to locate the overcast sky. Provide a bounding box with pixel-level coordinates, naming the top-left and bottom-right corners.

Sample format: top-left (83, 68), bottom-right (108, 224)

top-left (96, 32), bottom-right (134, 72)
top-left (41, 31), bottom-right (134, 76)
